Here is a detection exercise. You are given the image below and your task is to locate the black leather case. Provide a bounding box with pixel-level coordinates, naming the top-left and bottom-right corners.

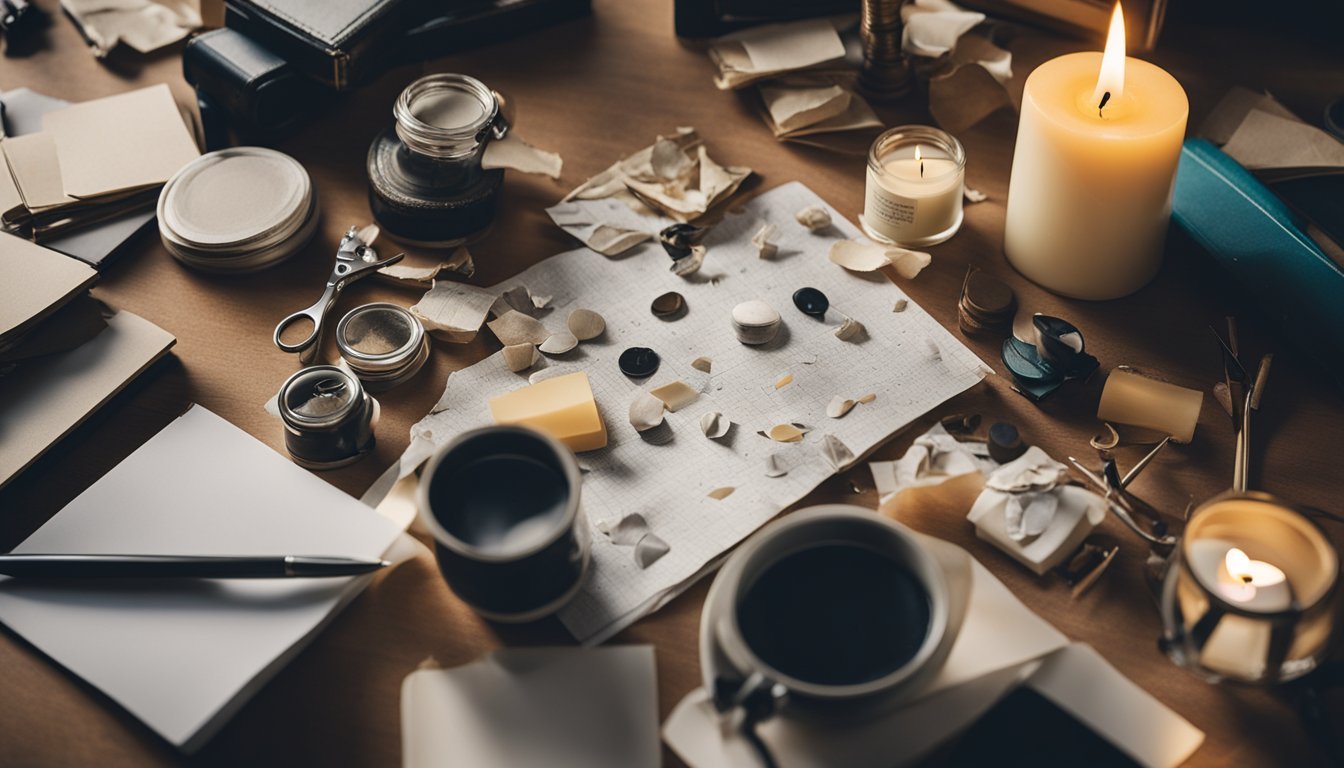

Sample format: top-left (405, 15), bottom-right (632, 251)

top-left (183, 28), bottom-right (326, 135)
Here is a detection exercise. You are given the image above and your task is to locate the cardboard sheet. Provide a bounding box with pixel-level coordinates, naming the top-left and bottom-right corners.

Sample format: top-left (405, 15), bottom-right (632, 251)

top-left (40, 83), bottom-right (200, 199)
top-left (0, 233), bottom-right (98, 344)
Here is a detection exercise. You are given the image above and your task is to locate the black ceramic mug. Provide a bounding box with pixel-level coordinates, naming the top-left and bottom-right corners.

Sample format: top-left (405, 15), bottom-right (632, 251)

top-left (417, 425), bottom-right (589, 622)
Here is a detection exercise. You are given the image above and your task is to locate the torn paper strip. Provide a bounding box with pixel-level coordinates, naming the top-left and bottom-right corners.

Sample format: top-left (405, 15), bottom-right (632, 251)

top-left (379, 248), bottom-right (475, 283)
top-left (410, 280), bottom-right (497, 343)
top-left (709, 18), bottom-right (848, 90)
top-left (481, 133), bottom-right (563, 179)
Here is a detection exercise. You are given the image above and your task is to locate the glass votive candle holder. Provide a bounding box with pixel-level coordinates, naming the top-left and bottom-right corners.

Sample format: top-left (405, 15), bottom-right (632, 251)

top-left (1160, 492), bottom-right (1340, 685)
top-left (862, 125), bottom-right (966, 248)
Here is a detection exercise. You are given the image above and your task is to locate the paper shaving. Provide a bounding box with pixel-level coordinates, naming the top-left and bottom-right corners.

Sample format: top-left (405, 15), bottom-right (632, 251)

top-left (827, 396), bottom-right (856, 418)
top-left (567, 309), bottom-right (606, 341)
top-left (774, 373), bottom-right (793, 390)
top-left (650, 380), bottom-right (699, 412)
top-left (964, 187), bottom-right (987, 203)
top-left (480, 133), bottom-right (563, 179)
top-left (699, 411), bottom-right (731, 439)
top-left (764, 453), bottom-right (789, 477)
top-left (834, 317), bottom-right (865, 342)
top-left (379, 248), bottom-right (475, 283)
top-left (857, 393), bottom-right (876, 404)
top-left (708, 18), bottom-right (847, 90)
top-left (691, 356), bottom-right (712, 373)
top-left (502, 343), bottom-right (540, 372)
top-left (539, 332), bottom-right (579, 355)
top-left (707, 487), bottom-right (736, 500)
top-left (410, 280), bottom-right (497, 343)
top-left (763, 423), bottom-right (807, 443)
top-left (829, 239), bottom-right (932, 279)
top-left (795, 206), bottom-right (832, 232)
top-left (818, 433), bottom-right (856, 471)
top-left (63, 0), bottom-right (201, 57)
top-left (893, 299), bottom-right (909, 312)
top-left (495, 286), bottom-right (543, 317)
top-left (752, 223), bottom-right (779, 259)
top-left (488, 310), bottom-right (550, 346)
top-left (671, 244), bottom-right (707, 277)
top-left (596, 513), bottom-right (671, 569)
top-left (628, 391), bottom-right (666, 431)
top-left (565, 129), bottom-right (751, 222)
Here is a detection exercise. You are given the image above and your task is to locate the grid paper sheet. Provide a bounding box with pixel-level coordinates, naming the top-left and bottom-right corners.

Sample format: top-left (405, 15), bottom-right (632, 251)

top-left (402, 182), bottom-right (987, 642)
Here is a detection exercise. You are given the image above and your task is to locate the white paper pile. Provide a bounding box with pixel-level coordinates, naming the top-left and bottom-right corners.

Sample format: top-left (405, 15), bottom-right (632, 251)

top-left (902, 0), bottom-right (1015, 132)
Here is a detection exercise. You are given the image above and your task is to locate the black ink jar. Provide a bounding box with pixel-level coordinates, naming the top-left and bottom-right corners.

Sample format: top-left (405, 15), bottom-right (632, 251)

top-left (367, 74), bottom-right (508, 248)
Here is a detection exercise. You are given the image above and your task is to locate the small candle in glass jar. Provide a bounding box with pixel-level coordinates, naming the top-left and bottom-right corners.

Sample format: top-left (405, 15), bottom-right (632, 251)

top-left (862, 125), bottom-right (966, 248)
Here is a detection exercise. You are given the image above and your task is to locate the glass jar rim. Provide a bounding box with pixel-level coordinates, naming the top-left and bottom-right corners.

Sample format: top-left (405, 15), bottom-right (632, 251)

top-left (868, 125), bottom-right (966, 183)
top-left (279, 366), bottom-right (364, 427)
top-left (393, 74), bottom-right (498, 159)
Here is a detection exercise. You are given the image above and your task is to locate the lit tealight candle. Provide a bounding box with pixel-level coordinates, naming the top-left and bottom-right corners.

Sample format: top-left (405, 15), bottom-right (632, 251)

top-left (862, 125), bottom-right (966, 247)
top-left (1003, 3), bottom-right (1188, 300)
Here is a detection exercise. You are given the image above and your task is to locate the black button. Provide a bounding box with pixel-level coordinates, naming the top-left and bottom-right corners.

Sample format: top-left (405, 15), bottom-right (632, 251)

top-left (619, 347), bottom-right (661, 378)
top-left (792, 287), bottom-right (829, 316)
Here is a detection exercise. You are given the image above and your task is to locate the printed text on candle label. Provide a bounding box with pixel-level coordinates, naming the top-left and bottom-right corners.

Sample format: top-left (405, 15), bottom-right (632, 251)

top-left (867, 189), bottom-right (918, 228)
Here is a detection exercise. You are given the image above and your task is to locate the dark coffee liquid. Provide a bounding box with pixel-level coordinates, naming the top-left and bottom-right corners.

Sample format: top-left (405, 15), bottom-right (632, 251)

top-left (434, 454), bottom-right (568, 555)
top-left (736, 543), bottom-right (931, 686)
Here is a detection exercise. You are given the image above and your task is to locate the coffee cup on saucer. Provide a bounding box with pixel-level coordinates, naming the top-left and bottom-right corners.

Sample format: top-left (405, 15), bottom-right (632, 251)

top-left (702, 505), bottom-right (970, 724)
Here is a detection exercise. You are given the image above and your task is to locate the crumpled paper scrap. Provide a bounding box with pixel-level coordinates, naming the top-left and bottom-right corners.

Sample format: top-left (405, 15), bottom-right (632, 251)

top-left (596, 513), bottom-right (671, 569)
top-left (560, 128), bottom-right (751, 225)
top-left (901, 0), bottom-right (1014, 132)
top-left (410, 279), bottom-right (498, 343)
top-left (869, 423), bottom-right (994, 503)
top-left (379, 247), bottom-right (475, 283)
top-left (63, 0), bottom-right (202, 57)
top-left (547, 196), bottom-right (672, 257)
top-left (755, 74), bottom-right (883, 143)
top-left (708, 18), bottom-right (848, 90)
top-left (481, 133), bottom-right (563, 179)
top-left (983, 446), bottom-right (1067, 541)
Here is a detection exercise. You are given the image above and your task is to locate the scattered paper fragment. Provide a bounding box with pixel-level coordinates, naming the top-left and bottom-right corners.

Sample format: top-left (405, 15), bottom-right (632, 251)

top-left (64, 0), bottom-right (201, 57)
top-left (596, 513), bottom-right (671, 569)
top-left (834, 317), bottom-right (865, 341)
top-left (818, 433), bottom-right (856, 470)
top-left (691, 356), bottom-right (712, 373)
top-left (699, 411), bottom-right (731, 439)
top-left (488, 310), bottom-right (550, 346)
top-left (379, 247), bottom-right (475, 283)
top-left (502, 343), bottom-right (540, 372)
top-left (827, 396), bottom-right (857, 418)
top-left (752, 223), bottom-right (780, 259)
top-left (539, 332), bottom-right (579, 355)
top-left (628, 391), bottom-right (666, 432)
top-left (708, 19), bottom-right (847, 90)
top-left (567, 309), bottom-right (606, 341)
top-left (829, 240), bottom-right (932, 278)
top-left (670, 245), bottom-right (707, 277)
top-left (650, 380), bottom-right (699, 412)
top-left (893, 299), bottom-right (909, 312)
top-left (857, 393), bottom-right (877, 404)
top-left (763, 423), bottom-right (807, 443)
top-left (480, 133), bottom-right (563, 179)
top-left (760, 81), bottom-right (851, 133)
top-left (764, 453), bottom-right (789, 477)
top-left (410, 280), bottom-right (497, 343)
top-left (795, 205), bottom-right (833, 232)
top-left (774, 373), bottom-right (793, 390)
top-left (496, 286), bottom-right (541, 317)
top-left (589, 225), bottom-right (653, 256)
top-left (964, 187), bottom-right (987, 203)
top-left (707, 487), bottom-right (736, 500)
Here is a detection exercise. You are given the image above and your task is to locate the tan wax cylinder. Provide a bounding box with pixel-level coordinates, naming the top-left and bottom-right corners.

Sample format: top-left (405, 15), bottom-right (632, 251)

top-left (1096, 368), bottom-right (1202, 444)
top-left (1004, 53), bottom-right (1187, 300)
top-left (863, 157), bottom-right (963, 243)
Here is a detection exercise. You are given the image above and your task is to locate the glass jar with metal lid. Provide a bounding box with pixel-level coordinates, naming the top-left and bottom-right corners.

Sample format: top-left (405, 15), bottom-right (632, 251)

top-left (277, 365), bottom-right (378, 470)
top-left (367, 73), bottom-right (510, 248)
top-left (335, 302), bottom-right (430, 391)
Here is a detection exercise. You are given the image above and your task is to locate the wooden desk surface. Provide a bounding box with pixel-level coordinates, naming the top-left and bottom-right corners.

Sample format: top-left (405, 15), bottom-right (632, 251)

top-left (3, 2), bottom-right (1342, 765)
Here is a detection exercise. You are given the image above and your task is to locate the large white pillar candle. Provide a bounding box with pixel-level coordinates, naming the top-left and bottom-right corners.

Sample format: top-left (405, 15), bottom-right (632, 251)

top-left (1003, 4), bottom-right (1187, 300)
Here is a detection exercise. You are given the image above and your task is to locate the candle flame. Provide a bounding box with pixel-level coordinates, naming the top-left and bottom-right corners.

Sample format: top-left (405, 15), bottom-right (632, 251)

top-left (1225, 547), bottom-right (1287, 589)
top-left (1093, 2), bottom-right (1126, 112)
top-left (915, 145), bottom-right (923, 177)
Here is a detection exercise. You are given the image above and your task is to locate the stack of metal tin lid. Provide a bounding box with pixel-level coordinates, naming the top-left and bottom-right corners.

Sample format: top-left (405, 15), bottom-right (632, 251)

top-left (158, 147), bottom-right (317, 273)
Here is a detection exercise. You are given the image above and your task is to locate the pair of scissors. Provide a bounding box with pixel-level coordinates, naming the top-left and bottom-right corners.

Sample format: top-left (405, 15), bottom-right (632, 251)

top-left (273, 224), bottom-right (404, 364)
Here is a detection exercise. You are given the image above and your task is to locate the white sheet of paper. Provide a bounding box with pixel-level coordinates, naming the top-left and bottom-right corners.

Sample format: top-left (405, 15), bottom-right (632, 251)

top-left (1025, 644), bottom-right (1205, 768)
top-left (402, 646), bottom-right (660, 768)
top-left (662, 557), bottom-right (1069, 768)
top-left (731, 19), bottom-right (845, 75)
top-left (392, 182), bottom-right (988, 644)
top-left (0, 406), bottom-right (405, 752)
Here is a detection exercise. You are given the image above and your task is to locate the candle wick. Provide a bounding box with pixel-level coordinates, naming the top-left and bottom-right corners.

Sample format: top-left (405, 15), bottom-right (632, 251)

top-left (920, 160), bottom-right (924, 178)
top-left (1098, 90), bottom-right (1112, 118)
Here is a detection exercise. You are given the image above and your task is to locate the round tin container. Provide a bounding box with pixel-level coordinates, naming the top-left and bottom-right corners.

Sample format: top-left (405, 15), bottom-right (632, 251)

top-left (335, 303), bottom-right (430, 391)
top-left (277, 365), bottom-right (378, 470)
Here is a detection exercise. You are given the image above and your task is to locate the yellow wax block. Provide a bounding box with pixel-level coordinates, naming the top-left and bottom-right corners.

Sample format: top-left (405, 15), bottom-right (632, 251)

top-left (488, 372), bottom-right (608, 452)
top-left (1097, 369), bottom-right (1202, 444)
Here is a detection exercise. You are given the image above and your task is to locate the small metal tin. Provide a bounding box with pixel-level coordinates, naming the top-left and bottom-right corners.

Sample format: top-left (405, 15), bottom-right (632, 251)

top-left (277, 365), bottom-right (378, 470)
top-left (335, 302), bottom-right (430, 391)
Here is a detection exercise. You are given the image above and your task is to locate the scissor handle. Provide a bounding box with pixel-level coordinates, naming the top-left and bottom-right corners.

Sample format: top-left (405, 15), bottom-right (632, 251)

top-left (273, 288), bottom-right (336, 354)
